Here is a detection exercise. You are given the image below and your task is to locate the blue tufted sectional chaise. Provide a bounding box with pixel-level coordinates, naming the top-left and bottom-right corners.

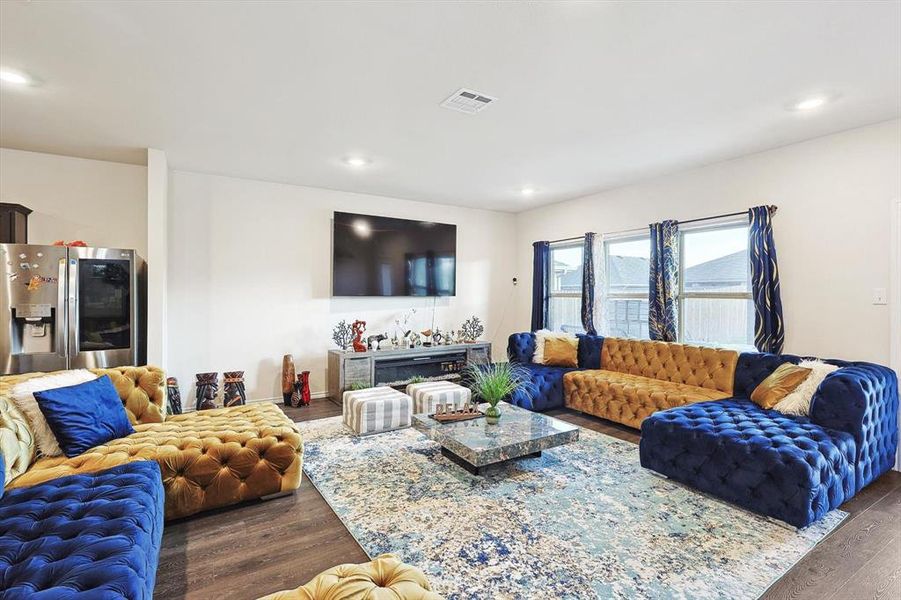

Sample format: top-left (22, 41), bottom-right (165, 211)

top-left (0, 459), bottom-right (165, 599)
top-left (506, 332), bottom-right (899, 528)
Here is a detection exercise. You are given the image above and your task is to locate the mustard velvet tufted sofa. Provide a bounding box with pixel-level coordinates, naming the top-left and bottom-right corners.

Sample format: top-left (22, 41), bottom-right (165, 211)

top-left (258, 554), bottom-right (442, 600)
top-left (564, 337), bottom-right (738, 428)
top-left (0, 367), bottom-right (303, 520)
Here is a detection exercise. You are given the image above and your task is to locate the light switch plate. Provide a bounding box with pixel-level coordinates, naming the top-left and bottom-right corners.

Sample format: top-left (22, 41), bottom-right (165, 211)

top-left (872, 287), bottom-right (888, 305)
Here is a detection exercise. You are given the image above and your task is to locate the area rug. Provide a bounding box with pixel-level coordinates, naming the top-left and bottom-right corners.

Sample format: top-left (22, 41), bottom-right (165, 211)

top-left (298, 417), bottom-right (846, 600)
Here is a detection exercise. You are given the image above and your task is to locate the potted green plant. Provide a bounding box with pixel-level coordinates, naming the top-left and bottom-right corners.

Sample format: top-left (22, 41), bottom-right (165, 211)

top-left (464, 362), bottom-right (533, 424)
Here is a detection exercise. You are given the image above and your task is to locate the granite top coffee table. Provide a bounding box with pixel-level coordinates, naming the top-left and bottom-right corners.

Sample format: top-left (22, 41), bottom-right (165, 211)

top-left (411, 401), bottom-right (580, 475)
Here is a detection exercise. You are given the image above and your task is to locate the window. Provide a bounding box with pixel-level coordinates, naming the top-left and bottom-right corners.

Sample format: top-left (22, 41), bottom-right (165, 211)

top-left (547, 241), bottom-right (583, 332)
top-left (678, 222), bottom-right (754, 350)
top-left (604, 235), bottom-right (650, 339)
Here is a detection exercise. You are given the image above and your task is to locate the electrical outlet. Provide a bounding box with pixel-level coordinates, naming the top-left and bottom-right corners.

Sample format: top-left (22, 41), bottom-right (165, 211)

top-left (872, 287), bottom-right (888, 305)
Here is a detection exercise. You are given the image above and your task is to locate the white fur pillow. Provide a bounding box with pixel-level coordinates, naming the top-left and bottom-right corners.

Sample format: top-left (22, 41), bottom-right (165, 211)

top-left (774, 360), bottom-right (839, 416)
top-left (9, 369), bottom-right (98, 457)
top-left (533, 329), bottom-right (578, 365)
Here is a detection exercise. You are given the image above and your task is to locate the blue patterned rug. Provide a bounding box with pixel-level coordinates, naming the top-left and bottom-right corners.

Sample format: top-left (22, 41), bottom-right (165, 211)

top-left (298, 416), bottom-right (846, 600)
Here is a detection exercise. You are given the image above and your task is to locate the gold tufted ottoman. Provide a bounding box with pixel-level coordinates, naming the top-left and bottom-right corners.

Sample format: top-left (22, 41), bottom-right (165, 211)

top-left (258, 554), bottom-right (442, 600)
top-left (1, 367), bottom-right (303, 521)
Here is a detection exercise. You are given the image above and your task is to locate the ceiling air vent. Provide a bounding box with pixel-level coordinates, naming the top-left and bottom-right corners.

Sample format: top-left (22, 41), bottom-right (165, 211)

top-left (440, 88), bottom-right (497, 114)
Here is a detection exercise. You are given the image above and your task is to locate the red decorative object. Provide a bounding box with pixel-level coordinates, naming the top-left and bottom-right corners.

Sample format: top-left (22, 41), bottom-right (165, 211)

top-left (299, 371), bottom-right (311, 405)
top-left (52, 240), bottom-right (89, 247)
top-left (352, 319), bottom-right (367, 352)
top-left (289, 371), bottom-right (312, 408)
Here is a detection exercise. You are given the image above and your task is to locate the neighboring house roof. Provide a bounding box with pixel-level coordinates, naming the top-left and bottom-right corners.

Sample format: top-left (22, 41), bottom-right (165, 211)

top-left (684, 250), bottom-right (747, 288)
top-left (558, 266), bottom-right (582, 291)
top-left (552, 250), bottom-right (747, 291)
top-left (608, 255), bottom-right (649, 290)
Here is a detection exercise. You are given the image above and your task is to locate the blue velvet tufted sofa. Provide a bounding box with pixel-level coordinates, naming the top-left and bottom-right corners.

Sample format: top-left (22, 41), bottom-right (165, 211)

top-left (507, 331), bottom-right (899, 527)
top-left (0, 459), bottom-right (165, 599)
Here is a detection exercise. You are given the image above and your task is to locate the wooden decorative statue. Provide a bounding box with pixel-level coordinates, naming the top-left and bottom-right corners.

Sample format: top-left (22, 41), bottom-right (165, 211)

top-left (352, 320), bottom-right (367, 352)
top-left (282, 354), bottom-right (296, 405)
top-left (166, 376), bottom-right (183, 415)
top-left (195, 372), bottom-right (218, 410)
top-left (223, 371), bottom-right (247, 407)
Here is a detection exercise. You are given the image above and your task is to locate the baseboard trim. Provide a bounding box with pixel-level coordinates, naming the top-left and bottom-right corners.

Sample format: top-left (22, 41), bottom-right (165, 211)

top-left (177, 391), bottom-right (331, 413)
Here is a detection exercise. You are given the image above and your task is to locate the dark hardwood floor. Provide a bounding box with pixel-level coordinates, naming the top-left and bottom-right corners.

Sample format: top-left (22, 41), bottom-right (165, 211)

top-left (155, 400), bottom-right (901, 600)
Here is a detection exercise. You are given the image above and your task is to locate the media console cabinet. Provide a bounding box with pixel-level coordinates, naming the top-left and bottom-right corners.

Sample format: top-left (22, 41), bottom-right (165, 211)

top-left (327, 342), bottom-right (492, 402)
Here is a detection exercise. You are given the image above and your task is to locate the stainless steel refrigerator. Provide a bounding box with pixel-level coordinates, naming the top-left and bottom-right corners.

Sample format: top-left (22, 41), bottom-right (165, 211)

top-left (1, 244), bottom-right (146, 375)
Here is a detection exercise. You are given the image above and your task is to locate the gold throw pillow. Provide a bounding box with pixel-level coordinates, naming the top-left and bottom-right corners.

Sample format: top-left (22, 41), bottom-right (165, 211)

top-left (750, 363), bottom-right (813, 409)
top-left (543, 337), bottom-right (578, 368)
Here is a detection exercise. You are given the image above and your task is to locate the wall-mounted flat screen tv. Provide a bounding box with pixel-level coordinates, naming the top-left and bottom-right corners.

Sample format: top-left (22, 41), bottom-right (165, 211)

top-left (332, 212), bottom-right (457, 296)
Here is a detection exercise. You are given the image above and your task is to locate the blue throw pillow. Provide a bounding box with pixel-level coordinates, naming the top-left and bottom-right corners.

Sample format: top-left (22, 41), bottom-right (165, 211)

top-left (33, 375), bottom-right (135, 458)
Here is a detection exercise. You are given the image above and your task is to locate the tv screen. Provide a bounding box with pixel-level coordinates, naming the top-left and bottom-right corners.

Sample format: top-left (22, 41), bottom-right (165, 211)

top-left (332, 212), bottom-right (457, 297)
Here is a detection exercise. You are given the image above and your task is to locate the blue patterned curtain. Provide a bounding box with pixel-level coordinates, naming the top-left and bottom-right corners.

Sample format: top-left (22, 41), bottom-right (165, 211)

top-left (648, 220), bottom-right (679, 342)
top-left (581, 232), bottom-right (597, 335)
top-left (531, 241), bottom-right (550, 331)
top-left (749, 205), bottom-right (784, 353)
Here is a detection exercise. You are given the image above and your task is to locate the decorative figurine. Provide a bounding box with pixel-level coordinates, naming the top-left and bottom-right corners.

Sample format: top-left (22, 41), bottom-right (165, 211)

top-left (460, 316), bottom-right (485, 342)
top-left (367, 332), bottom-right (387, 350)
top-left (195, 372), bottom-right (218, 410)
top-left (290, 371), bottom-right (312, 407)
top-left (393, 309), bottom-right (417, 343)
top-left (282, 354), bottom-right (296, 405)
top-left (420, 329), bottom-right (433, 347)
top-left (432, 328), bottom-right (443, 345)
top-left (332, 320), bottom-right (355, 350)
top-left (223, 371), bottom-right (247, 407)
top-left (352, 320), bottom-right (367, 352)
top-left (166, 376), bottom-right (183, 415)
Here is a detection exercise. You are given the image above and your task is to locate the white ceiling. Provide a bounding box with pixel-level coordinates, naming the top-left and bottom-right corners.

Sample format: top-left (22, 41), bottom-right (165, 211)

top-left (1, 1), bottom-right (899, 212)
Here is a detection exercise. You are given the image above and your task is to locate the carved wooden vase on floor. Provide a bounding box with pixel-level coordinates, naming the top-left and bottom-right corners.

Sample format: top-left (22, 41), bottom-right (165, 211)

top-left (282, 354), bottom-right (296, 406)
top-left (289, 371), bottom-right (311, 408)
top-left (223, 371), bottom-right (247, 407)
top-left (166, 376), bottom-right (183, 415)
top-left (195, 372), bottom-right (218, 410)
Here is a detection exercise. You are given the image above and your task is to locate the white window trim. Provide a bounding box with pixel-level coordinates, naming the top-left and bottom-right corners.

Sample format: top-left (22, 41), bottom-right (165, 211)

top-left (604, 232), bottom-right (651, 301)
top-left (602, 232), bottom-right (651, 339)
top-left (547, 240), bottom-right (584, 331)
top-left (676, 217), bottom-right (753, 347)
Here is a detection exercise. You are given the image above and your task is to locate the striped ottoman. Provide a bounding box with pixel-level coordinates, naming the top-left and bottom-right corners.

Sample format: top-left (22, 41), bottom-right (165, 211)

top-left (342, 386), bottom-right (412, 436)
top-left (406, 381), bottom-right (472, 414)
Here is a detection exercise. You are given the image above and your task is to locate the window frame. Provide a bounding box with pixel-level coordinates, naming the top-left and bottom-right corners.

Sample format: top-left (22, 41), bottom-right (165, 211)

top-left (602, 231), bottom-right (651, 339)
top-left (603, 232), bottom-right (651, 302)
top-left (547, 240), bottom-right (584, 332)
top-left (676, 218), bottom-right (753, 348)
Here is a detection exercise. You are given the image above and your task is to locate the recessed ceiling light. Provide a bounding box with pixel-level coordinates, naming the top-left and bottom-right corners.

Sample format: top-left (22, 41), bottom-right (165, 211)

top-left (792, 95), bottom-right (828, 111)
top-left (0, 69), bottom-right (30, 86)
top-left (520, 187), bottom-right (537, 197)
top-left (344, 156), bottom-right (371, 168)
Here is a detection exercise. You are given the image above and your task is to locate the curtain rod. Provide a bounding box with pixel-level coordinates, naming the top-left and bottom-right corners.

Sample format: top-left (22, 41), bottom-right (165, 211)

top-left (546, 206), bottom-right (777, 244)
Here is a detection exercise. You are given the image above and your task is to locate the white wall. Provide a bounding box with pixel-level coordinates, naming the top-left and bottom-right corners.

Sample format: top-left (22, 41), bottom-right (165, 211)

top-left (515, 119), bottom-right (901, 365)
top-left (146, 149), bottom-right (168, 368)
top-left (167, 171), bottom-right (518, 401)
top-left (0, 148), bottom-right (148, 255)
